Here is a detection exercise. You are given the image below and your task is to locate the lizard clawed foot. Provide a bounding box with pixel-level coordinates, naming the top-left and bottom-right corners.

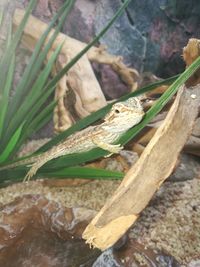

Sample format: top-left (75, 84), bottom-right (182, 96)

top-left (23, 166), bottom-right (38, 182)
top-left (104, 144), bottom-right (124, 158)
top-left (92, 136), bottom-right (124, 157)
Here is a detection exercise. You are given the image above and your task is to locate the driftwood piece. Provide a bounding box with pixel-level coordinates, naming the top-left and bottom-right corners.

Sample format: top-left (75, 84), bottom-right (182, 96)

top-left (183, 38), bottom-right (200, 86)
top-left (83, 85), bottom-right (200, 250)
top-left (13, 8), bottom-right (107, 131)
top-left (88, 45), bottom-right (139, 91)
top-left (13, 9), bottom-right (139, 132)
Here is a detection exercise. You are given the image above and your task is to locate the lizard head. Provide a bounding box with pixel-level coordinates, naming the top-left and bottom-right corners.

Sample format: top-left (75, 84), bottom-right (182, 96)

top-left (103, 97), bottom-right (145, 133)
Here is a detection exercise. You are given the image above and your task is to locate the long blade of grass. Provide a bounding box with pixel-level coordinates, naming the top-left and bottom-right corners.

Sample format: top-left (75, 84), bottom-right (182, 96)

top-left (41, 166), bottom-right (123, 179)
top-left (1, 1), bottom-right (74, 149)
top-left (0, 0), bottom-right (37, 88)
top-left (1, 44), bottom-right (63, 154)
top-left (0, 22), bottom-right (13, 138)
top-left (0, 124), bottom-right (23, 163)
top-left (5, 0), bottom-right (74, 127)
top-left (0, 166), bottom-right (123, 183)
top-left (26, 101), bottom-right (56, 135)
top-left (6, 45), bottom-right (62, 136)
top-left (0, 56), bottom-right (15, 138)
top-left (0, 8), bottom-right (3, 27)
top-left (11, 101), bottom-right (56, 156)
top-left (21, 85), bottom-right (56, 131)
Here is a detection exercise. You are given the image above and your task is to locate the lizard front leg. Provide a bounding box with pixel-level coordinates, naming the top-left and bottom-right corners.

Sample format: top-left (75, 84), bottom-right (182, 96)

top-left (91, 136), bottom-right (123, 156)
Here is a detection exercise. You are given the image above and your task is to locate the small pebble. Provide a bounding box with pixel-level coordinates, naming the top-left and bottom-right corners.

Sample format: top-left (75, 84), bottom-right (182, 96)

top-left (190, 94), bottom-right (197, 99)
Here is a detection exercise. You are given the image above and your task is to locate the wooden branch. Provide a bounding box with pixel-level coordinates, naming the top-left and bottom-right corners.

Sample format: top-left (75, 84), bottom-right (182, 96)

top-left (13, 9), bottom-right (107, 130)
top-left (88, 46), bottom-right (139, 91)
top-left (83, 85), bottom-right (200, 250)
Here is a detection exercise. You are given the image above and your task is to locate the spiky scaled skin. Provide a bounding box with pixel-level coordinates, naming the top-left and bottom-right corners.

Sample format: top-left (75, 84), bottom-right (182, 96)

top-left (0, 97), bottom-right (145, 181)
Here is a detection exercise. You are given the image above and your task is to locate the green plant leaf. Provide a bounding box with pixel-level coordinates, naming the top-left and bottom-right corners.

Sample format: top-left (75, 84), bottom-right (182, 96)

top-left (0, 1), bottom-right (75, 157)
top-left (0, 0), bottom-right (37, 89)
top-left (27, 101), bottom-right (56, 135)
top-left (0, 55), bottom-right (15, 138)
top-left (7, 85), bottom-right (56, 161)
top-left (0, 124), bottom-right (23, 163)
top-left (6, 0), bottom-right (75, 126)
top-left (0, 0), bottom-right (136, 161)
top-left (0, 8), bottom-right (3, 27)
top-left (4, 43), bottom-right (63, 146)
top-left (12, 101), bottom-right (57, 156)
top-left (0, 166), bottom-right (123, 184)
top-left (0, 22), bottom-right (13, 138)
top-left (40, 166), bottom-right (123, 179)
top-left (2, 1), bottom-right (74, 138)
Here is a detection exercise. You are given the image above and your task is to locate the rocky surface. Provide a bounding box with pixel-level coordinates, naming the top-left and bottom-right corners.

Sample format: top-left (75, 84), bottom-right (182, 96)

top-left (0, 141), bottom-right (199, 265)
top-left (0, 195), bottom-right (99, 267)
top-left (0, 195), bottom-right (180, 266)
top-left (47, 0), bottom-right (200, 77)
top-left (94, 0), bottom-right (200, 77)
top-left (0, 178), bottom-right (199, 265)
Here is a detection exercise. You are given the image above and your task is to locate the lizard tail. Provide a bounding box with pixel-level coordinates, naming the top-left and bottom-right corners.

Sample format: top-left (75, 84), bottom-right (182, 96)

top-left (23, 153), bottom-right (59, 181)
top-left (0, 155), bottom-right (40, 171)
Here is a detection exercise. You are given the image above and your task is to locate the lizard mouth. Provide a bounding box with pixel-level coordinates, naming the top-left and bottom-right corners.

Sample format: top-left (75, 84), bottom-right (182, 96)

top-left (131, 109), bottom-right (145, 116)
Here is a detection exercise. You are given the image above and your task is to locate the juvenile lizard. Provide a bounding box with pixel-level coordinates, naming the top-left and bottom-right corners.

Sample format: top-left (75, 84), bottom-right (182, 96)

top-left (0, 97), bottom-right (144, 181)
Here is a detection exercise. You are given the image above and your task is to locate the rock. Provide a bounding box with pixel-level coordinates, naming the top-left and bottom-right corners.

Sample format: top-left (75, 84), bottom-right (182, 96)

top-left (62, 0), bottom-right (96, 43)
top-left (92, 62), bottom-right (130, 100)
top-left (93, 239), bottom-right (180, 267)
top-left (94, 0), bottom-right (200, 77)
top-left (169, 153), bottom-right (200, 182)
top-left (0, 194), bottom-right (180, 267)
top-left (94, 0), bottom-right (145, 70)
top-left (0, 195), bottom-right (100, 267)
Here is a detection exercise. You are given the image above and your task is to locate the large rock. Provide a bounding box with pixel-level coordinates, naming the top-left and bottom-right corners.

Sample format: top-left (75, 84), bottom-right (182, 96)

top-left (61, 0), bottom-right (200, 76)
top-left (94, 0), bottom-right (145, 71)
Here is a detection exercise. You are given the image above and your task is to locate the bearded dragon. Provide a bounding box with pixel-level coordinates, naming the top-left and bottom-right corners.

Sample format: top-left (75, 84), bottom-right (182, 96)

top-left (0, 97), bottom-right (144, 181)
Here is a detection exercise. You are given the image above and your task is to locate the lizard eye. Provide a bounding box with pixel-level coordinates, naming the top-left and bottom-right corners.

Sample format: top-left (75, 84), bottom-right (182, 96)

top-left (114, 108), bottom-right (120, 114)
